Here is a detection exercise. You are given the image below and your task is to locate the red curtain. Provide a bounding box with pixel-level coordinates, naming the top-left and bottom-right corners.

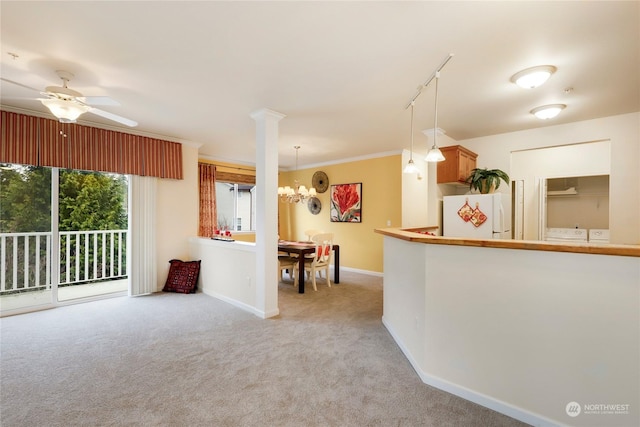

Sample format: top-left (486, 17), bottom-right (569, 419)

top-left (39, 118), bottom-right (71, 169)
top-left (198, 163), bottom-right (217, 237)
top-left (120, 133), bottom-right (144, 175)
top-left (0, 110), bottom-right (183, 179)
top-left (162, 141), bottom-right (183, 179)
top-left (0, 111), bottom-right (38, 166)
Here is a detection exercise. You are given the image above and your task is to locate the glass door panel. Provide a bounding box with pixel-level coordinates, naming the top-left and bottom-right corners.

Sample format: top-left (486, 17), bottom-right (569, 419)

top-left (57, 170), bottom-right (128, 302)
top-left (0, 165), bottom-right (54, 314)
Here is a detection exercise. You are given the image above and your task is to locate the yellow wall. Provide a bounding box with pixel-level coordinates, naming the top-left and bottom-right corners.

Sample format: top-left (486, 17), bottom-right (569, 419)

top-left (279, 155), bottom-right (402, 273)
top-left (233, 233), bottom-right (256, 243)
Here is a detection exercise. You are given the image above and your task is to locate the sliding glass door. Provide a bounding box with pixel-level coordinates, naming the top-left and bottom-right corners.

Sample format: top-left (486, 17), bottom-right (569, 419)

top-left (0, 164), bottom-right (129, 315)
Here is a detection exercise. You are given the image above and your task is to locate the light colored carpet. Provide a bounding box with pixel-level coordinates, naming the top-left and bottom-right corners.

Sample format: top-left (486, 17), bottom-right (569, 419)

top-left (0, 271), bottom-right (528, 426)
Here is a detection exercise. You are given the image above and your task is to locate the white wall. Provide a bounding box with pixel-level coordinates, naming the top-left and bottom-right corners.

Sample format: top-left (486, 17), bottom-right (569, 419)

top-left (155, 144), bottom-right (199, 290)
top-left (404, 131), bottom-right (459, 233)
top-left (382, 236), bottom-right (640, 427)
top-left (188, 238), bottom-right (261, 315)
top-left (455, 112), bottom-right (640, 244)
top-left (401, 149), bottom-right (428, 227)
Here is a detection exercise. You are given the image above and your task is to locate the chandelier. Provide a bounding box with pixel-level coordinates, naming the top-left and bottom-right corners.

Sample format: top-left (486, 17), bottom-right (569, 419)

top-left (278, 146), bottom-right (317, 203)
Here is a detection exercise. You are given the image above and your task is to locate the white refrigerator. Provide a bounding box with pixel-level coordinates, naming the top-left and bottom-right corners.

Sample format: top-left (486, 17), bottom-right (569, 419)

top-left (443, 193), bottom-right (510, 239)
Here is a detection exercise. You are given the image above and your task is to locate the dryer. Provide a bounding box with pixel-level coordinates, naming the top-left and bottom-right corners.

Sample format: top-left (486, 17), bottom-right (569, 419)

top-left (589, 229), bottom-right (610, 243)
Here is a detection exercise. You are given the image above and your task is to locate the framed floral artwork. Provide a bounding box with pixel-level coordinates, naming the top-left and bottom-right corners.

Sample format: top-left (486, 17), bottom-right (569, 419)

top-left (330, 183), bottom-right (362, 223)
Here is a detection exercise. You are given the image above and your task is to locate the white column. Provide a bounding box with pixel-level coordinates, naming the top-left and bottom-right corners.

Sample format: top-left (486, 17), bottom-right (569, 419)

top-left (250, 108), bottom-right (285, 318)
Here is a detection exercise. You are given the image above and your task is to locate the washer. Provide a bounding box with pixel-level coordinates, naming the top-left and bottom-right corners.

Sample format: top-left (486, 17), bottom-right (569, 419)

top-left (545, 227), bottom-right (588, 242)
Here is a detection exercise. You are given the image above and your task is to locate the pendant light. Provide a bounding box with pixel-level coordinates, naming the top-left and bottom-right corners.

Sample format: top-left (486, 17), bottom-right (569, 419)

top-left (425, 71), bottom-right (445, 162)
top-left (403, 101), bottom-right (420, 174)
top-left (403, 54), bottom-right (453, 164)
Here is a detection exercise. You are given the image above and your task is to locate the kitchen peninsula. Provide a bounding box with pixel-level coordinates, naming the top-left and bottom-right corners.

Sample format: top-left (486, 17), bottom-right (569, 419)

top-left (375, 227), bottom-right (639, 427)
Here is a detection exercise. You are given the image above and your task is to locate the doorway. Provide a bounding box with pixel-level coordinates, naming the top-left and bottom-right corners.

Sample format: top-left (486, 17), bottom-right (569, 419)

top-left (540, 174), bottom-right (610, 242)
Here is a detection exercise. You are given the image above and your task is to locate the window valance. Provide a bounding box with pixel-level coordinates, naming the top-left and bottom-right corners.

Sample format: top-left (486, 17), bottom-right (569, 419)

top-left (214, 170), bottom-right (256, 185)
top-left (1, 110), bottom-right (183, 179)
top-left (198, 162), bottom-right (255, 185)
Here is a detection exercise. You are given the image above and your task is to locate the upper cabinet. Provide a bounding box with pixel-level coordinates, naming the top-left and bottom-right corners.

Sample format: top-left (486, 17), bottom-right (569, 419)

top-left (436, 145), bottom-right (478, 184)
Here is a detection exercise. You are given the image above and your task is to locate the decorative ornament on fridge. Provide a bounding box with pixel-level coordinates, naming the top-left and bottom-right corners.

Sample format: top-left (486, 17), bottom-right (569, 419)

top-left (457, 198), bottom-right (474, 222)
top-left (470, 203), bottom-right (487, 227)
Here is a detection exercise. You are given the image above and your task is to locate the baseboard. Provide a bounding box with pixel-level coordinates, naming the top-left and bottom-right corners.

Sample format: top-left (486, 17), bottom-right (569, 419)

top-left (201, 288), bottom-right (278, 318)
top-left (381, 316), bottom-right (561, 427)
top-left (336, 266), bottom-right (383, 277)
top-left (1, 303), bottom-right (55, 318)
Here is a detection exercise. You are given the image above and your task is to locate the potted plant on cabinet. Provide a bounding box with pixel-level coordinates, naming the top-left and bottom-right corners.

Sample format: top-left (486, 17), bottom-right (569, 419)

top-left (466, 168), bottom-right (510, 194)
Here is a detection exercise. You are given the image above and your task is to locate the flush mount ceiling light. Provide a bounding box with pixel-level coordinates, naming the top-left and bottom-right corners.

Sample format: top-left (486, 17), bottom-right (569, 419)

top-left (530, 104), bottom-right (566, 120)
top-left (511, 65), bottom-right (557, 89)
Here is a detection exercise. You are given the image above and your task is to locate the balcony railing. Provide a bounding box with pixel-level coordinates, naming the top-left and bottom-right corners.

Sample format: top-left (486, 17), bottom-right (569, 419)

top-left (0, 230), bottom-right (127, 295)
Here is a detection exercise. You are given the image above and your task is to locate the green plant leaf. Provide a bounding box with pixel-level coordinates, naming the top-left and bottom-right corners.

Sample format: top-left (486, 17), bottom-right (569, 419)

top-left (465, 167), bottom-right (510, 193)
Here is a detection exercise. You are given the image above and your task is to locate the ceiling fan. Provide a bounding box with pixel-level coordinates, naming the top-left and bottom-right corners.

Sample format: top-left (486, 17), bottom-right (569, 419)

top-left (1, 70), bottom-right (137, 127)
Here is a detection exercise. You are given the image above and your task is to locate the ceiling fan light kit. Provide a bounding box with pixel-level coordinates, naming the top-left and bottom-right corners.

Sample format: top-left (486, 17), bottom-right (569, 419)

top-left (40, 98), bottom-right (90, 123)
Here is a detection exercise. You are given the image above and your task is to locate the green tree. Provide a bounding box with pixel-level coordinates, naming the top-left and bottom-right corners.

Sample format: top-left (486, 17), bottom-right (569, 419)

top-left (1, 167), bottom-right (128, 233)
top-left (0, 165), bottom-right (51, 233)
top-left (1, 166), bottom-right (129, 290)
top-left (59, 171), bottom-right (127, 231)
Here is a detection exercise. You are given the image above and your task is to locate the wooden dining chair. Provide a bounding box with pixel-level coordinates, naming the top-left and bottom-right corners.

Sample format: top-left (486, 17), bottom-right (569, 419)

top-left (304, 229), bottom-right (323, 242)
top-left (294, 232), bottom-right (333, 291)
top-left (278, 255), bottom-right (297, 286)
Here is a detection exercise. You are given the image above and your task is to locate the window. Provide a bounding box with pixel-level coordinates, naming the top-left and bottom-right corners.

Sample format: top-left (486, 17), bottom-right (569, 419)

top-left (215, 182), bottom-right (256, 231)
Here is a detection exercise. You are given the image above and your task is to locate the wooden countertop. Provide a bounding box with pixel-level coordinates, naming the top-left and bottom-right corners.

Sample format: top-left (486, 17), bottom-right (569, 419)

top-left (374, 227), bottom-right (640, 258)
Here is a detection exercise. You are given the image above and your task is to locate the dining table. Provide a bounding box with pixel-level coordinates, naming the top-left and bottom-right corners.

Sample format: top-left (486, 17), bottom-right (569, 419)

top-left (278, 241), bottom-right (340, 293)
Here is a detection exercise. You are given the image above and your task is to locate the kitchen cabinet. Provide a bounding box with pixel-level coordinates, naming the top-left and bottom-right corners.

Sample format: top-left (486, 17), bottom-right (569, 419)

top-left (436, 145), bottom-right (478, 184)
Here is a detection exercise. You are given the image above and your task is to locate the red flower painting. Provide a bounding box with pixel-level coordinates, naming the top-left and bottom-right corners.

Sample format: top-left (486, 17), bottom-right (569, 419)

top-left (330, 183), bottom-right (361, 222)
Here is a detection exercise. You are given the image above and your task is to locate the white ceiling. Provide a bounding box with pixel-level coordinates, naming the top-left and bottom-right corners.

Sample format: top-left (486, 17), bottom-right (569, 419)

top-left (1, 1), bottom-right (638, 169)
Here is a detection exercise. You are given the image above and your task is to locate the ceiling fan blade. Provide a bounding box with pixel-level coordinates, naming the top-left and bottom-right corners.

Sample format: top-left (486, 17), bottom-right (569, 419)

top-left (1, 96), bottom-right (41, 102)
top-left (88, 107), bottom-right (138, 127)
top-left (78, 96), bottom-right (121, 107)
top-left (0, 77), bottom-right (42, 94)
